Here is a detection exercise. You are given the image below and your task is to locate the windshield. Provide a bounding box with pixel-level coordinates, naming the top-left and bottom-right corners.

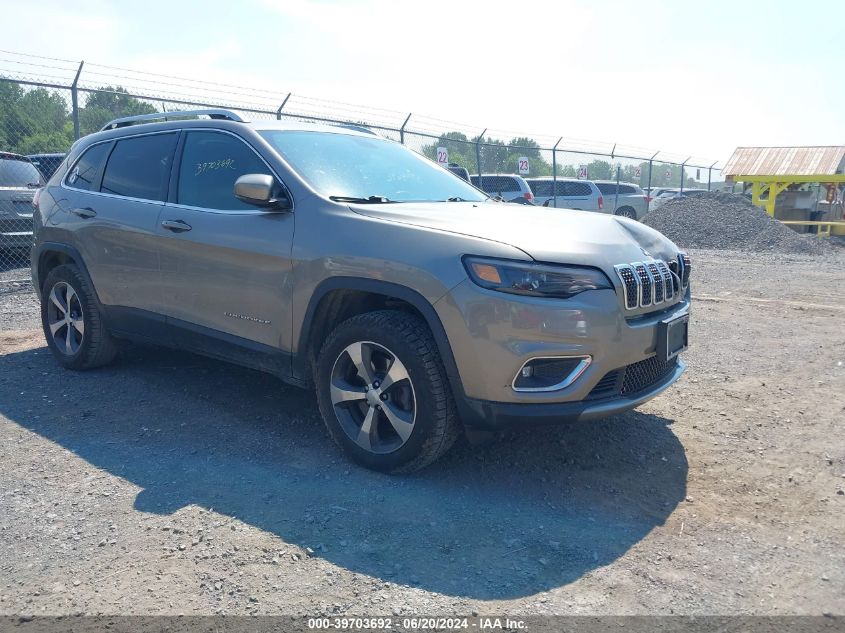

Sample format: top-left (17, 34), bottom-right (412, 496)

top-left (0, 159), bottom-right (43, 187)
top-left (259, 130), bottom-right (487, 203)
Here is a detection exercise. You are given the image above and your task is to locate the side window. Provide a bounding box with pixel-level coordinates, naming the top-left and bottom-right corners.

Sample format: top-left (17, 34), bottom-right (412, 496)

top-left (101, 133), bottom-right (178, 201)
top-left (178, 131), bottom-right (273, 210)
top-left (529, 181), bottom-right (552, 197)
top-left (595, 183), bottom-right (615, 195)
top-left (66, 143), bottom-right (110, 191)
top-left (618, 185), bottom-right (636, 195)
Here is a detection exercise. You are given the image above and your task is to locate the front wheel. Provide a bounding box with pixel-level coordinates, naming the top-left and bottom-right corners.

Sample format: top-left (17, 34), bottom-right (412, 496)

top-left (315, 310), bottom-right (459, 473)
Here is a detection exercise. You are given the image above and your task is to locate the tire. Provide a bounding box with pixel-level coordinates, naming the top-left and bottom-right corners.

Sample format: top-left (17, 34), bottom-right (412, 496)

top-left (615, 206), bottom-right (637, 220)
top-left (40, 264), bottom-right (117, 370)
top-left (315, 310), bottom-right (459, 473)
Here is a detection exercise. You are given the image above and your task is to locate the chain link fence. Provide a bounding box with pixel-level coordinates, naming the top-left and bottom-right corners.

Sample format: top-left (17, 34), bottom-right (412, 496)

top-left (0, 51), bottom-right (723, 281)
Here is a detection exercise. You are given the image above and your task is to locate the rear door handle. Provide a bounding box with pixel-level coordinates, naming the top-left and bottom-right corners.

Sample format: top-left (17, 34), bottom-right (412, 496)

top-left (161, 219), bottom-right (192, 232)
top-left (71, 207), bottom-right (97, 219)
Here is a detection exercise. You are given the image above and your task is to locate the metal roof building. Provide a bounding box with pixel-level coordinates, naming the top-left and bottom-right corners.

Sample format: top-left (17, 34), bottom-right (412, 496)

top-left (723, 146), bottom-right (845, 216)
top-left (723, 146), bottom-right (845, 178)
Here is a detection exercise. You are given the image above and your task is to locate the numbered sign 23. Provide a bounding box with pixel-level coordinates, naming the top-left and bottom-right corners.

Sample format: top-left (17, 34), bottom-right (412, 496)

top-left (436, 147), bottom-right (448, 166)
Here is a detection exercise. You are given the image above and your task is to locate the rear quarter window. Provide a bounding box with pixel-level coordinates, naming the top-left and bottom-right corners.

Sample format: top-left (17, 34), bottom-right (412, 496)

top-left (100, 133), bottom-right (178, 201)
top-left (0, 158), bottom-right (42, 187)
top-left (528, 180), bottom-right (553, 197)
top-left (479, 176), bottom-right (520, 193)
top-left (563, 182), bottom-right (593, 197)
top-left (66, 143), bottom-right (111, 192)
top-left (595, 183), bottom-right (616, 195)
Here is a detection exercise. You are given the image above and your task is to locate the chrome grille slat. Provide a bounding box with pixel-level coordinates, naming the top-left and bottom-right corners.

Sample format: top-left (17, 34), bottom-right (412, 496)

top-left (633, 263), bottom-right (652, 306)
top-left (646, 262), bottom-right (663, 303)
top-left (657, 261), bottom-right (673, 300)
top-left (616, 254), bottom-right (690, 311)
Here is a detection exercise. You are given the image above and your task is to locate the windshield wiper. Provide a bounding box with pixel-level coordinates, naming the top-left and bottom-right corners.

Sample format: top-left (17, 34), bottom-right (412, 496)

top-left (329, 195), bottom-right (396, 204)
top-left (446, 196), bottom-right (468, 202)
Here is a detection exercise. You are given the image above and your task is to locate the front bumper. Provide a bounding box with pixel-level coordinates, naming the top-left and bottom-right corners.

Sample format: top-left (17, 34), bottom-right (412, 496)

top-left (457, 358), bottom-right (684, 429)
top-left (433, 278), bottom-right (689, 425)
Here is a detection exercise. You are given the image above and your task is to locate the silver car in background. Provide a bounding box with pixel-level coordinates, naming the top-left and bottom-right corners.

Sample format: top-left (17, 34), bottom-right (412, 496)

top-left (469, 173), bottom-right (535, 204)
top-left (1, 152), bottom-right (43, 249)
top-left (593, 181), bottom-right (649, 220)
top-left (524, 177), bottom-right (604, 211)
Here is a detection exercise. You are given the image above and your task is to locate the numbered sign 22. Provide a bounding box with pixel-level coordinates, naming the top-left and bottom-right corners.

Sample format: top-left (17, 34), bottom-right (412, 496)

top-left (634, 166), bottom-right (641, 178)
top-left (436, 147), bottom-right (448, 166)
top-left (518, 157), bottom-right (529, 175)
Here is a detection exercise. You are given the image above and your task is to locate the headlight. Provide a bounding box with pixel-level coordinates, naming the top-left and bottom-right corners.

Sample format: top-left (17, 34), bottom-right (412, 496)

top-left (463, 256), bottom-right (612, 299)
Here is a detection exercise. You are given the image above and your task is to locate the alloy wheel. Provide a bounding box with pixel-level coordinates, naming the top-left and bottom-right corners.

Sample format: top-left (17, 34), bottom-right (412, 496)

top-left (46, 281), bottom-right (85, 355)
top-left (329, 341), bottom-right (416, 454)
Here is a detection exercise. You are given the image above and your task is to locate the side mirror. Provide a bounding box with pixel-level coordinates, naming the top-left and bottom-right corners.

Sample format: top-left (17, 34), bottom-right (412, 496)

top-left (234, 174), bottom-right (291, 210)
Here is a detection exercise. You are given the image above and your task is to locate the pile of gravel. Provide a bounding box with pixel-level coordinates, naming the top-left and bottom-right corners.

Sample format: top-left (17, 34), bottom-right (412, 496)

top-left (643, 192), bottom-right (832, 255)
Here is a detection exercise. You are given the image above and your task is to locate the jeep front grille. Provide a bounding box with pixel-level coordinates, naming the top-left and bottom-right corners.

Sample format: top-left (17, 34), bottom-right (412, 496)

top-left (614, 252), bottom-right (689, 311)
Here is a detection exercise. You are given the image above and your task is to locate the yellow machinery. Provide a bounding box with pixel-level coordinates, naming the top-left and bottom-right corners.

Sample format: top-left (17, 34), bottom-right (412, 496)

top-left (723, 147), bottom-right (845, 226)
top-left (738, 174), bottom-right (845, 217)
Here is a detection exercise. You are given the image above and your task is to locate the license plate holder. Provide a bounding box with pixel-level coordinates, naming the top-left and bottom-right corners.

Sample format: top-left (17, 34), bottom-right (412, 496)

top-left (658, 314), bottom-right (689, 361)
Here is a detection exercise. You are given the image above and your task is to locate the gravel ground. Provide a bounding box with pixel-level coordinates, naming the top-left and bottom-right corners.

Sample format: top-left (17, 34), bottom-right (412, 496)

top-left (643, 193), bottom-right (835, 255)
top-left (0, 248), bottom-right (844, 617)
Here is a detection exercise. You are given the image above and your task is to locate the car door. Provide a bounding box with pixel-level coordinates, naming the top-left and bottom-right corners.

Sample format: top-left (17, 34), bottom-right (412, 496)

top-left (156, 129), bottom-right (295, 353)
top-left (64, 132), bottom-right (177, 324)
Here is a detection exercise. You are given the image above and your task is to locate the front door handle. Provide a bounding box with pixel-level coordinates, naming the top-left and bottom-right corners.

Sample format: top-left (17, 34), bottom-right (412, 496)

top-left (161, 219), bottom-right (192, 232)
top-left (71, 207), bottom-right (97, 219)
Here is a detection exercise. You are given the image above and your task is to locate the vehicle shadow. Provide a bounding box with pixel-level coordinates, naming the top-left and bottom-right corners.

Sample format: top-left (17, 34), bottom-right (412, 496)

top-left (0, 343), bottom-right (688, 600)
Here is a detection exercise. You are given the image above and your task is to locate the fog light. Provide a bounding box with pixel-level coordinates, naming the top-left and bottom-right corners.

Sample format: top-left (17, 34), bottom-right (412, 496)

top-left (512, 356), bottom-right (591, 392)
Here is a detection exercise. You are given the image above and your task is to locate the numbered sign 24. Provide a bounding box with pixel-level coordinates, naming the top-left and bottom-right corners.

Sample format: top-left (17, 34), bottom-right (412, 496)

top-left (578, 164), bottom-right (588, 179)
top-left (518, 157), bottom-right (529, 175)
top-left (436, 147), bottom-right (448, 166)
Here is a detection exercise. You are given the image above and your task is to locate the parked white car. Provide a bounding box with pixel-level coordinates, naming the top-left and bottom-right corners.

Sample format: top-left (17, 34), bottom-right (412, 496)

top-left (525, 177), bottom-right (604, 212)
top-left (593, 181), bottom-right (649, 219)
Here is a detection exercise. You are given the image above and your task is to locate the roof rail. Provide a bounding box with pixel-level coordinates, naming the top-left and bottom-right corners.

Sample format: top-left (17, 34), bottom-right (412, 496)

top-left (336, 123), bottom-right (378, 136)
top-left (100, 109), bottom-right (248, 131)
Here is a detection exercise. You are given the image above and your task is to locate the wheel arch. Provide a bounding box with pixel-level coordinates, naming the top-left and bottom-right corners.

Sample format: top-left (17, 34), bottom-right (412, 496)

top-left (295, 277), bottom-right (464, 397)
top-left (35, 242), bottom-right (93, 295)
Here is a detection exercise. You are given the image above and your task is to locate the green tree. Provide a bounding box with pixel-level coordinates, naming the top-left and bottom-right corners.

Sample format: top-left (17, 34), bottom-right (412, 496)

top-left (79, 86), bottom-right (158, 135)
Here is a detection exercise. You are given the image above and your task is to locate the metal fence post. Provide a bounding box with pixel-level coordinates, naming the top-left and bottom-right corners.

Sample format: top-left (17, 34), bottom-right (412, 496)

top-left (707, 160), bottom-right (718, 191)
top-left (647, 151), bottom-right (658, 199)
top-left (71, 61), bottom-right (84, 140)
top-left (399, 113), bottom-right (412, 145)
top-left (680, 157), bottom-right (690, 194)
top-left (552, 137), bottom-right (562, 208)
top-left (475, 128), bottom-right (487, 184)
top-left (276, 93), bottom-right (291, 120)
top-left (615, 165), bottom-right (621, 212)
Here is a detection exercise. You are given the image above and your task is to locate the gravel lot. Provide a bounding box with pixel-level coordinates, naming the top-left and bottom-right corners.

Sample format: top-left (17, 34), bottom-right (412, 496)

top-left (1, 248), bottom-right (843, 617)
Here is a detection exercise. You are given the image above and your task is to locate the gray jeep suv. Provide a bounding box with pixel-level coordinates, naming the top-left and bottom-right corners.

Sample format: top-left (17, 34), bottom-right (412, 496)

top-left (31, 109), bottom-right (690, 473)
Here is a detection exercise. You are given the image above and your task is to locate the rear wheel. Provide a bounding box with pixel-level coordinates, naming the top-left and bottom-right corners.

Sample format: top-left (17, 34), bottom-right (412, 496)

top-left (615, 206), bottom-right (637, 219)
top-left (41, 264), bottom-right (117, 370)
top-left (315, 310), bottom-right (459, 473)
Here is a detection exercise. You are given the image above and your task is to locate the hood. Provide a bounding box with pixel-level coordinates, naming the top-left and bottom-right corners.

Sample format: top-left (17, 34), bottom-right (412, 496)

top-left (350, 200), bottom-right (680, 272)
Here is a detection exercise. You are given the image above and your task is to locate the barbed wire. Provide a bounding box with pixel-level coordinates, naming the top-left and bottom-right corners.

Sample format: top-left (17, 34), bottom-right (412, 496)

top-left (0, 50), bottom-right (721, 168)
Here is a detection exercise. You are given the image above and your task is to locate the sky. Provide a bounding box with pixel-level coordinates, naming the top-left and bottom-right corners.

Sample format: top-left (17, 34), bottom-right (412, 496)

top-left (2, 0), bottom-right (844, 165)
